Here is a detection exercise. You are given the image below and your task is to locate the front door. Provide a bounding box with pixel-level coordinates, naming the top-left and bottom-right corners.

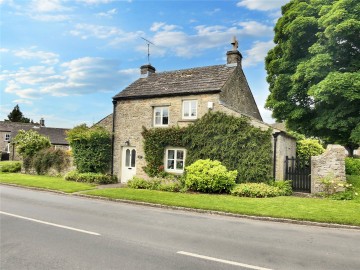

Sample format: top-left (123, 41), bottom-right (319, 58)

top-left (121, 147), bottom-right (136, 183)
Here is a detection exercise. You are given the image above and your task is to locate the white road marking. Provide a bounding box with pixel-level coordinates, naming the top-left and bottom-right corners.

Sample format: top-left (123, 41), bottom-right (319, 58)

top-left (0, 211), bottom-right (100, 236)
top-left (177, 251), bottom-right (273, 270)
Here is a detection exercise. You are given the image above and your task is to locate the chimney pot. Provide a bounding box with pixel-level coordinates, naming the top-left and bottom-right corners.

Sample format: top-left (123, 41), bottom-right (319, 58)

top-left (40, 118), bottom-right (45, 127)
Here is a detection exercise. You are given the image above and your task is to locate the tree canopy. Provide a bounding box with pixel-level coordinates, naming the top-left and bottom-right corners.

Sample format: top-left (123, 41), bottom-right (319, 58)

top-left (7, 105), bottom-right (31, 123)
top-left (265, 0), bottom-right (360, 152)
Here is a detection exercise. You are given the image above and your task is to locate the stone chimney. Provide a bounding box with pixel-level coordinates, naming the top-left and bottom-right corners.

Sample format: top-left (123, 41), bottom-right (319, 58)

top-left (226, 36), bottom-right (242, 66)
top-left (140, 64), bottom-right (156, 78)
top-left (40, 118), bottom-right (45, 127)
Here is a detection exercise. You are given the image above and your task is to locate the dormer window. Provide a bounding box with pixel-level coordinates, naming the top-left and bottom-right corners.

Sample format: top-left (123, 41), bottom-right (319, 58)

top-left (154, 106), bottom-right (169, 127)
top-left (182, 100), bottom-right (197, 119)
top-left (5, 133), bottom-right (10, 141)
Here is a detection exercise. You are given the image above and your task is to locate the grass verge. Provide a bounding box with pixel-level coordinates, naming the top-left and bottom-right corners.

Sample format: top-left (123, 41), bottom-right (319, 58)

top-left (0, 172), bottom-right (96, 193)
top-left (85, 185), bottom-right (360, 226)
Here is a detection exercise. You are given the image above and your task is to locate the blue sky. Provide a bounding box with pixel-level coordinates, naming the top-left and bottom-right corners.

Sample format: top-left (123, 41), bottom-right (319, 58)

top-left (0, 0), bottom-right (289, 128)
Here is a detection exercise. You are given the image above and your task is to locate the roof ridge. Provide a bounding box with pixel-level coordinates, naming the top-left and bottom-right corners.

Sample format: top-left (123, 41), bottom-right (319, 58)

top-left (155, 64), bottom-right (229, 74)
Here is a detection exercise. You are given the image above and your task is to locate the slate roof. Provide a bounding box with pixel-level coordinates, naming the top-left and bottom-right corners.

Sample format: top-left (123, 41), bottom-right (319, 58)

top-left (113, 65), bottom-right (237, 100)
top-left (0, 121), bottom-right (69, 145)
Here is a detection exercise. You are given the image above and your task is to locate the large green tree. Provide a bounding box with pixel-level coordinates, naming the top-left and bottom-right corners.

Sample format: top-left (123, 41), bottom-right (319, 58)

top-left (265, 0), bottom-right (360, 154)
top-left (7, 105), bottom-right (31, 123)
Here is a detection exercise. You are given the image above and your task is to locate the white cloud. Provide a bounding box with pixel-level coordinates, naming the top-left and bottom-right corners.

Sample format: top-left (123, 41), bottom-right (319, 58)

top-left (1, 57), bottom-right (139, 100)
top-left (205, 8), bottom-right (221, 16)
top-left (69, 23), bottom-right (143, 45)
top-left (13, 48), bottom-right (59, 65)
top-left (96, 8), bottom-right (117, 18)
top-left (237, 21), bottom-right (273, 37)
top-left (13, 99), bottom-right (33, 105)
top-left (0, 48), bottom-right (10, 53)
top-left (76, 0), bottom-right (115, 4)
top-left (242, 40), bottom-right (274, 67)
top-left (145, 21), bottom-right (273, 58)
top-left (237, 0), bottom-right (289, 11)
top-left (30, 0), bottom-right (69, 13)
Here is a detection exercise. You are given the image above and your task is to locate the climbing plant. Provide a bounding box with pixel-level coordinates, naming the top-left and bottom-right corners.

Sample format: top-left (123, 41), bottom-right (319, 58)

top-left (142, 112), bottom-right (273, 183)
top-left (141, 126), bottom-right (187, 177)
top-left (184, 112), bottom-right (272, 183)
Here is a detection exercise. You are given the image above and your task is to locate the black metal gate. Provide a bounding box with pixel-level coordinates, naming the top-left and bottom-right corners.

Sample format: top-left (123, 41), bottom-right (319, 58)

top-left (285, 156), bottom-right (311, 193)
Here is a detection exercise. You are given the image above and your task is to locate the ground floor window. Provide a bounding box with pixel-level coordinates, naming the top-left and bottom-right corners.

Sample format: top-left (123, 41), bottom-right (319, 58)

top-left (165, 148), bottom-right (186, 173)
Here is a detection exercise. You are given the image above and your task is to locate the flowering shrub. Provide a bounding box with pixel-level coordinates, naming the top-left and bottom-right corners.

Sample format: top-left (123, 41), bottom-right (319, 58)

top-left (231, 183), bottom-right (282, 198)
top-left (185, 159), bottom-right (237, 193)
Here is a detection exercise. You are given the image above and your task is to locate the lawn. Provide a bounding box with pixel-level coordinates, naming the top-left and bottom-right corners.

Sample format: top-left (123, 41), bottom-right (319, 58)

top-left (1, 171), bottom-right (359, 226)
top-left (0, 172), bottom-right (96, 193)
top-left (84, 186), bottom-right (360, 226)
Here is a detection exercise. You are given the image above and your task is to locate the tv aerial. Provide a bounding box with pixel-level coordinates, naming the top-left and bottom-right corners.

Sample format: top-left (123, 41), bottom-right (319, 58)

top-left (141, 37), bottom-right (155, 65)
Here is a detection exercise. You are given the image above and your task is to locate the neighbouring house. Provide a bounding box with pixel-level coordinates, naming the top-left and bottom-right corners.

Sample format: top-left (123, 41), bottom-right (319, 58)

top-left (0, 119), bottom-right (70, 161)
top-left (97, 38), bottom-right (296, 183)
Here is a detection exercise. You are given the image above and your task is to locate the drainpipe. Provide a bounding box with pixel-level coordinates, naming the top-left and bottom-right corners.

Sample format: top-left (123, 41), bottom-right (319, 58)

top-left (272, 132), bottom-right (281, 179)
top-left (111, 99), bottom-right (117, 175)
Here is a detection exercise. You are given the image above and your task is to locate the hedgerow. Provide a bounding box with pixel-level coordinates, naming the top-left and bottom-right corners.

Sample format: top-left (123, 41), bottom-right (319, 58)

top-left (66, 124), bottom-right (111, 173)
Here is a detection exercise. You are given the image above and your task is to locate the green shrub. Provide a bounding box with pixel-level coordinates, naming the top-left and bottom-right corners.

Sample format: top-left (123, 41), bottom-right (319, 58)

top-left (64, 171), bottom-right (117, 184)
top-left (66, 125), bottom-right (112, 174)
top-left (127, 177), bottom-right (183, 192)
top-left (32, 148), bottom-right (70, 175)
top-left (185, 159), bottom-right (237, 193)
top-left (0, 161), bottom-right (22, 173)
top-left (268, 180), bottom-right (293, 196)
top-left (296, 138), bottom-right (325, 161)
top-left (184, 112), bottom-right (272, 183)
top-left (345, 157), bottom-right (360, 175)
top-left (231, 183), bottom-right (282, 198)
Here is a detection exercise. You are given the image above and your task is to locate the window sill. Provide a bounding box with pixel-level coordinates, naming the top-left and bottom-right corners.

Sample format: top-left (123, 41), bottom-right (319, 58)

top-left (178, 119), bottom-right (197, 122)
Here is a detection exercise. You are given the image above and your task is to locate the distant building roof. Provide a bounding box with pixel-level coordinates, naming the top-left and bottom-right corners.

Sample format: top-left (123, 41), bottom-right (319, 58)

top-left (0, 121), bottom-right (69, 145)
top-left (113, 65), bottom-right (237, 100)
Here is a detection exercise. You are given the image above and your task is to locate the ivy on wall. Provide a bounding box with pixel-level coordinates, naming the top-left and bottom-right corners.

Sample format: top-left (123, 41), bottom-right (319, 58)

top-left (142, 112), bottom-right (273, 183)
top-left (141, 127), bottom-right (187, 177)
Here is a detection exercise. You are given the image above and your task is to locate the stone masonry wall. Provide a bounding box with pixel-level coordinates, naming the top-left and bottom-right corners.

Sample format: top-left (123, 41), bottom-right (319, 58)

top-left (219, 66), bottom-right (262, 121)
top-left (276, 134), bottom-right (296, 181)
top-left (311, 144), bottom-right (346, 193)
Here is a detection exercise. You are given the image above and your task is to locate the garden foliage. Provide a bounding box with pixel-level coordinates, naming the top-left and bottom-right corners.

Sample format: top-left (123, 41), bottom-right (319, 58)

top-left (64, 170), bottom-right (117, 184)
top-left (66, 124), bottom-right (111, 173)
top-left (127, 176), bottom-right (183, 192)
top-left (345, 157), bottom-right (360, 175)
top-left (231, 181), bottom-right (292, 198)
top-left (142, 127), bottom-right (187, 177)
top-left (0, 161), bottom-right (22, 173)
top-left (32, 148), bottom-right (70, 175)
top-left (296, 138), bottom-right (325, 161)
top-left (185, 159), bottom-right (237, 193)
top-left (12, 129), bottom-right (51, 158)
top-left (142, 112), bottom-right (272, 183)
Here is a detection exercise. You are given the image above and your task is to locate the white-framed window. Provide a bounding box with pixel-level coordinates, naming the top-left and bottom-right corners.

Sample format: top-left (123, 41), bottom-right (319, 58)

top-left (4, 133), bottom-right (10, 141)
top-left (165, 148), bottom-right (186, 173)
top-left (182, 100), bottom-right (197, 119)
top-left (154, 106), bottom-right (169, 127)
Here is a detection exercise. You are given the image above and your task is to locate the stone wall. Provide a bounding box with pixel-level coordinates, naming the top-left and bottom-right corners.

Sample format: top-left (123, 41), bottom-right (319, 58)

top-left (219, 66), bottom-right (262, 121)
top-left (311, 144), bottom-right (346, 193)
top-left (275, 133), bottom-right (296, 181)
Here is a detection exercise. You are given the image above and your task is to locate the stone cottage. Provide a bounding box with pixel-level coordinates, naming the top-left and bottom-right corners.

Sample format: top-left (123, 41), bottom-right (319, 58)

top-left (99, 39), bottom-right (296, 182)
top-left (0, 119), bottom-right (70, 161)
